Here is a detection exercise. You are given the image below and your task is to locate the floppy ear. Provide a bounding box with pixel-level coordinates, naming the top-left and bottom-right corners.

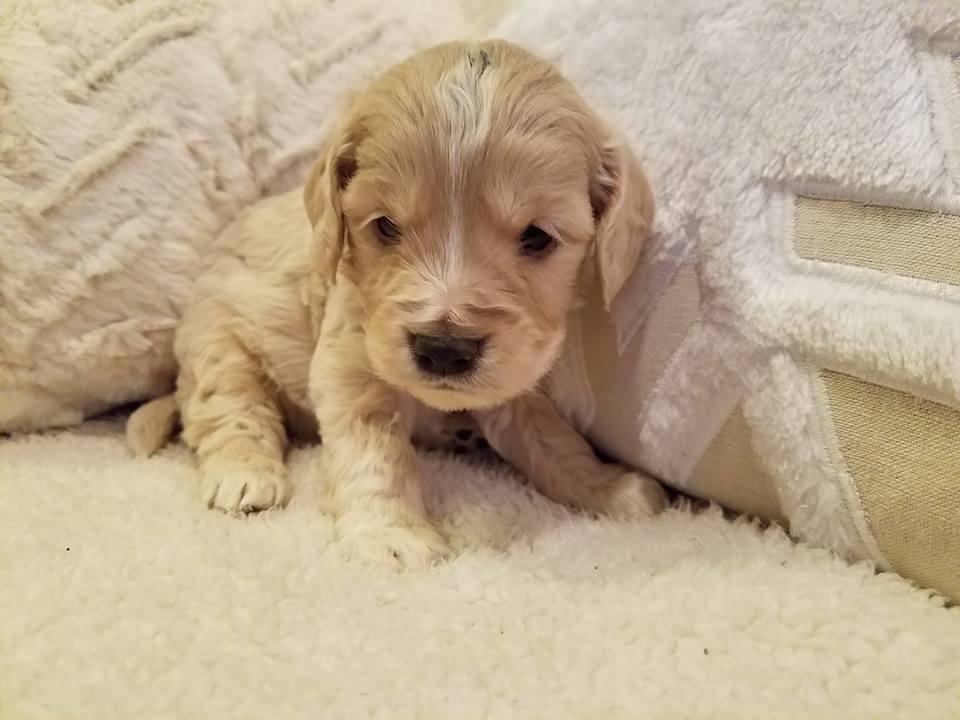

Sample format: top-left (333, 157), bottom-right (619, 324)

top-left (590, 137), bottom-right (655, 310)
top-left (303, 128), bottom-right (358, 283)
top-left (302, 125), bottom-right (358, 334)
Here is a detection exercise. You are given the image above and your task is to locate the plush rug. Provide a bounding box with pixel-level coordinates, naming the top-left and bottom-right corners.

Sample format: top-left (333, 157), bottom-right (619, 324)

top-left (2, 422), bottom-right (959, 719)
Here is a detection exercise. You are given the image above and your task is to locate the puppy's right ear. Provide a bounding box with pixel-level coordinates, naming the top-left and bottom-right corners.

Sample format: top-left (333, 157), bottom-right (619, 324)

top-left (303, 125), bottom-right (358, 284)
top-left (302, 124), bottom-right (358, 335)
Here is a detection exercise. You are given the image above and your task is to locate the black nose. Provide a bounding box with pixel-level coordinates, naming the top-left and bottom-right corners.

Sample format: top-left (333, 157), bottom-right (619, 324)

top-left (408, 333), bottom-right (484, 378)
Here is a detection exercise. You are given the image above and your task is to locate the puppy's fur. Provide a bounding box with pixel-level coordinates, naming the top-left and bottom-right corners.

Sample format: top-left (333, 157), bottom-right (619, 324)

top-left (128, 40), bottom-right (666, 569)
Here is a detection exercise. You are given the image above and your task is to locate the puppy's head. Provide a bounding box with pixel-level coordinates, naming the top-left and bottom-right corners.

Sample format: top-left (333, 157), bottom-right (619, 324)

top-left (305, 40), bottom-right (653, 411)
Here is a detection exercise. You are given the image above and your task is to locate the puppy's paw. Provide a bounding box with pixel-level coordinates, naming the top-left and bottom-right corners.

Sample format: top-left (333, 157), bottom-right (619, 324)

top-left (201, 466), bottom-right (291, 513)
top-left (337, 520), bottom-right (450, 571)
top-left (595, 470), bottom-right (669, 520)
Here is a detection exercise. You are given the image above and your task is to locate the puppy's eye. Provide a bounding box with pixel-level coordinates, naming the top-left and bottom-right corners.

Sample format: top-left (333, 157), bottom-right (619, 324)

top-left (518, 225), bottom-right (556, 256)
top-left (376, 216), bottom-right (401, 245)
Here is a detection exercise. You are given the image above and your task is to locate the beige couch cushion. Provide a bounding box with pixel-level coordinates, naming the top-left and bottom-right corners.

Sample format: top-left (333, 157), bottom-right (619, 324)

top-left (794, 196), bottom-right (960, 287)
top-left (820, 370), bottom-right (960, 601)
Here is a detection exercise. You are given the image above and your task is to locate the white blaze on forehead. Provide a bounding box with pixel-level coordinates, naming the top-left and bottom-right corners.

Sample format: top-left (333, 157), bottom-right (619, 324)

top-left (433, 50), bottom-right (496, 294)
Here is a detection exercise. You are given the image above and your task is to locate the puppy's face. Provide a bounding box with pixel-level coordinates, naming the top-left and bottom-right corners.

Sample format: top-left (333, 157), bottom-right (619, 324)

top-left (306, 41), bottom-right (653, 411)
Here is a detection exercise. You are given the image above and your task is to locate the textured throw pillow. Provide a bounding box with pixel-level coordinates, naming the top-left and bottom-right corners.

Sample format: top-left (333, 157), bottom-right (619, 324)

top-left (0, 0), bottom-right (473, 430)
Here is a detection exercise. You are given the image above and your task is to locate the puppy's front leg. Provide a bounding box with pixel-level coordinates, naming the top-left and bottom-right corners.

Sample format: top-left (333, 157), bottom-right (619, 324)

top-left (475, 392), bottom-right (668, 519)
top-left (311, 339), bottom-right (448, 570)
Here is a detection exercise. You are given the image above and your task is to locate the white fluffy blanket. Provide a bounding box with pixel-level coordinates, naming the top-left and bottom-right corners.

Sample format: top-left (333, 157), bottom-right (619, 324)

top-left (514, 0), bottom-right (960, 564)
top-left (2, 421), bottom-right (959, 719)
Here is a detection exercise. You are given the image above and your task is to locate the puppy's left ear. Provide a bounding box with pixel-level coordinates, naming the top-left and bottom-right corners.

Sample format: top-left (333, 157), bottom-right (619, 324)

top-left (590, 137), bottom-right (655, 310)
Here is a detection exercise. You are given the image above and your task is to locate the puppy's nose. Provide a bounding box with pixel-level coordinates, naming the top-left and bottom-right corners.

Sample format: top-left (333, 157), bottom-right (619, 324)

top-left (408, 333), bottom-right (485, 378)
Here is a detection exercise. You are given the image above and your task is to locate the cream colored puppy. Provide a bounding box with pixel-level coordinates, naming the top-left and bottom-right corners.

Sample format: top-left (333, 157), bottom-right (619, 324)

top-left (128, 40), bottom-right (667, 569)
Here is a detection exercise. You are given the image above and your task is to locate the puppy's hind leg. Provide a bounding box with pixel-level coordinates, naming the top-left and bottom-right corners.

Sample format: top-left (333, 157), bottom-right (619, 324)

top-left (475, 392), bottom-right (668, 520)
top-left (178, 326), bottom-right (291, 513)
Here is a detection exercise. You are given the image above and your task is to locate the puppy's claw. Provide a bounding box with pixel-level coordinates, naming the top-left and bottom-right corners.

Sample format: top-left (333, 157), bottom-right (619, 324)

top-left (201, 466), bottom-right (291, 513)
top-left (337, 522), bottom-right (450, 571)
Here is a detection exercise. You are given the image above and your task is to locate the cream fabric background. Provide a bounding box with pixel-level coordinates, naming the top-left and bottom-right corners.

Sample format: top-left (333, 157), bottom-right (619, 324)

top-left (794, 197), bottom-right (960, 287)
top-left (821, 370), bottom-right (960, 602)
top-left (793, 152), bottom-right (960, 600)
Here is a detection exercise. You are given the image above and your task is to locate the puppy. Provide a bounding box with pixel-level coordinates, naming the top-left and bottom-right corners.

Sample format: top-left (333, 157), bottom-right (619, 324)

top-left (128, 40), bottom-right (667, 569)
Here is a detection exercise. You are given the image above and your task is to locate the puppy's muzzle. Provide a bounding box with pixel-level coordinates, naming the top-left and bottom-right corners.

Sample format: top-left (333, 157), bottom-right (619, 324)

top-left (407, 332), bottom-right (485, 378)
